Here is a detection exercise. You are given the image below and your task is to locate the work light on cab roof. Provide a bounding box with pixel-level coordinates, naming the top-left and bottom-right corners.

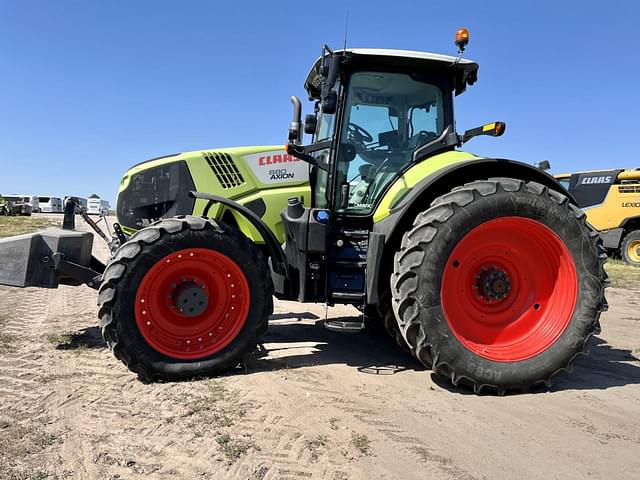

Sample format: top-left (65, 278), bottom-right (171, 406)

top-left (455, 27), bottom-right (470, 53)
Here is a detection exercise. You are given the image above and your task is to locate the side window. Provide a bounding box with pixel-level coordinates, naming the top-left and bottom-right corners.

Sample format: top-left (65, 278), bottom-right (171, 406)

top-left (316, 112), bottom-right (336, 141)
top-left (312, 151), bottom-right (330, 209)
top-left (409, 104), bottom-right (441, 135)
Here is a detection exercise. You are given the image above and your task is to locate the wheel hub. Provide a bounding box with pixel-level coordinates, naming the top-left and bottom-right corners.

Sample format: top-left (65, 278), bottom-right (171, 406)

top-left (172, 281), bottom-right (208, 317)
top-left (476, 267), bottom-right (511, 302)
top-left (134, 248), bottom-right (251, 360)
top-left (441, 216), bottom-right (578, 362)
top-left (629, 240), bottom-right (640, 263)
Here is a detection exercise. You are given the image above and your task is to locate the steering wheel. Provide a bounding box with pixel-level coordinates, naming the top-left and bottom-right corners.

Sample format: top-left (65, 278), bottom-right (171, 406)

top-left (348, 122), bottom-right (373, 144)
top-left (410, 130), bottom-right (438, 149)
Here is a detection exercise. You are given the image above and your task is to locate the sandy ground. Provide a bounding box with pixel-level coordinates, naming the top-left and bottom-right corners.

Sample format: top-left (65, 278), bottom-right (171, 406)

top-left (0, 215), bottom-right (639, 480)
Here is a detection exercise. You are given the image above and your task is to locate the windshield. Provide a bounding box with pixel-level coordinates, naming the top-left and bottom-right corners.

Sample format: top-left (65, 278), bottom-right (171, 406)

top-left (335, 71), bottom-right (445, 214)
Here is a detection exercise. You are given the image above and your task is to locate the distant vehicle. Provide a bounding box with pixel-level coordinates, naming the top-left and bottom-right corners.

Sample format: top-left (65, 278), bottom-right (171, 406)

top-left (0, 195), bottom-right (32, 216)
top-left (38, 196), bottom-right (64, 213)
top-left (63, 196), bottom-right (88, 213)
top-left (2, 194), bottom-right (39, 213)
top-left (556, 169), bottom-right (640, 265)
top-left (87, 197), bottom-right (110, 216)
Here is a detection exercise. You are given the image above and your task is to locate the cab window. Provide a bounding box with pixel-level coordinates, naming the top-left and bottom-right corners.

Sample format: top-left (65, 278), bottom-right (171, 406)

top-left (335, 71), bottom-right (445, 214)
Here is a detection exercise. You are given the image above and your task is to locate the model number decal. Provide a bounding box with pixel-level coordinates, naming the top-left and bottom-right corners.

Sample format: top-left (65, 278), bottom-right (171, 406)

top-left (269, 168), bottom-right (295, 180)
top-left (244, 150), bottom-right (309, 185)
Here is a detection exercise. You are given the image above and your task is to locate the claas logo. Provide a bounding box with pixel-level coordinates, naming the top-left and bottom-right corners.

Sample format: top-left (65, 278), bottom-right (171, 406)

top-left (258, 154), bottom-right (299, 166)
top-left (580, 175), bottom-right (612, 185)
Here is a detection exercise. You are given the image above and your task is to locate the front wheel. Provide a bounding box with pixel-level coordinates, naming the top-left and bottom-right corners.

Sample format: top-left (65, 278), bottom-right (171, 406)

top-left (392, 178), bottom-right (608, 393)
top-left (621, 230), bottom-right (640, 266)
top-left (98, 216), bottom-right (273, 381)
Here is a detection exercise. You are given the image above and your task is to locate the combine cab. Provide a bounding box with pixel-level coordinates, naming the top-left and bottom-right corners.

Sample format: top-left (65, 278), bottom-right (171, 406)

top-left (0, 30), bottom-right (608, 394)
top-left (556, 169), bottom-right (640, 265)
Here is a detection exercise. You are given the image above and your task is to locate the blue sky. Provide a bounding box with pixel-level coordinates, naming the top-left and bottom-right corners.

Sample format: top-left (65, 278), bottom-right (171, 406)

top-left (1, 1), bottom-right (638, 204)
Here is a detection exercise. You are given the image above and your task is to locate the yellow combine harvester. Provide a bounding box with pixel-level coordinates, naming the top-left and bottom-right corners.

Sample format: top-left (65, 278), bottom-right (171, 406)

top-left (556, 169), bottom-right (640, 265)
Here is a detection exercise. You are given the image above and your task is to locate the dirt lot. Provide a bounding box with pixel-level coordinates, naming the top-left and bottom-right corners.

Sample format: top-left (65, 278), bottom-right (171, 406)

top-left (0, 215), bottom-right (639, 479)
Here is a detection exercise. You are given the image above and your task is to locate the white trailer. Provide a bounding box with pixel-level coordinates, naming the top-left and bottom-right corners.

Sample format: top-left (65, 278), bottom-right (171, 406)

top-left (87, 197), bottom-right (110, 216)
top-left (38, 196), bottom-right (63, 213)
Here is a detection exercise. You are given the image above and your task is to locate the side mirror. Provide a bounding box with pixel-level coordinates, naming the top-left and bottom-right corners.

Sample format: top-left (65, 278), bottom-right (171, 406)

top-left (321, 90), bottom-right (337, 115)
top-left (304, 114), bottom-right (317, 135)
top-left (288, 96), bottom-right (302, 144)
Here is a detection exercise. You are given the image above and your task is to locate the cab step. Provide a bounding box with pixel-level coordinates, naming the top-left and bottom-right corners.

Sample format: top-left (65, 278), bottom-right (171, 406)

top-left (324, 318), bottom-right (365, 333)
top-left (330, 291), bottom-right (365, 301)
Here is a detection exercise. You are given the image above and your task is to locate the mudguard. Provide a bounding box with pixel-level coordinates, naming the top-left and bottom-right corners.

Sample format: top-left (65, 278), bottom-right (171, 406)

top-left (189, 191), bottom-right (288, 277)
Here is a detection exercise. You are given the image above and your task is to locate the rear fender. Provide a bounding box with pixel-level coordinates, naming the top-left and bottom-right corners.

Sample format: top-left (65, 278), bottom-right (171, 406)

top-left (375, 158), bottom-right (573, 243)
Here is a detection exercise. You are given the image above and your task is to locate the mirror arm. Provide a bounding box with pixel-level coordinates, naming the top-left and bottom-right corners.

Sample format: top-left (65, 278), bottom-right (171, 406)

top-left (286, 141), bottom-right (331, 171)
top-left (460, 122), bottom-right (506, 145)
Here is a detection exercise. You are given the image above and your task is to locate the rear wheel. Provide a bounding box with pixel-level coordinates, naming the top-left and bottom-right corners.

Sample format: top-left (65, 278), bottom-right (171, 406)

top-left (392, 178), bottom-right (608, 393)
top-left (98, 216), bottom-right (272, 381)
top-left (621, 230), bottom-right (640, 266)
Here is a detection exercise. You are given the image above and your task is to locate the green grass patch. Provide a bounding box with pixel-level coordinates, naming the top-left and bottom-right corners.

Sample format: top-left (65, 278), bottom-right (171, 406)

top-left (0, 216), bottom-right (59, 238)
top-left (605, 260), bottom-right (640, 289)
top-left (215, 432), bottom-right (259, 460)
top-left (304, 434), bottom-right (328, 462)
top-left (351, 432), bottom-right (373, 456)
top-left (0, 418), bottom-right (59, 479)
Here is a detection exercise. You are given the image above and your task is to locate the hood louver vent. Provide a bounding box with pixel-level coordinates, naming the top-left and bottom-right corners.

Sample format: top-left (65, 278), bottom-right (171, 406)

top-left (619, 184), bottom-right (640, 194)
top-left (203, 152), bottom-right (245, 189)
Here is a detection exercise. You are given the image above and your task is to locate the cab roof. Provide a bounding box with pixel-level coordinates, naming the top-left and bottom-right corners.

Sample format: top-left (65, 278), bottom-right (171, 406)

top-left (305, 48), bottom-right (479, 98)
top-left (555, 168), bottom-right (639, 177)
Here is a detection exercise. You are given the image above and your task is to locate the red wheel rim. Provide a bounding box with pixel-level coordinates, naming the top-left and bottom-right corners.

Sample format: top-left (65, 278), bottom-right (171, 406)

top-left (440, 217), bottom-right (578, 362)
top-left (135, 248), bottom-right (250, 360)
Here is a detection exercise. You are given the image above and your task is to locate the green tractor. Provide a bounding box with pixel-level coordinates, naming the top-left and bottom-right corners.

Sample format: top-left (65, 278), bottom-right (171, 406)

top-left (0, 31), bottom-right (608, 393)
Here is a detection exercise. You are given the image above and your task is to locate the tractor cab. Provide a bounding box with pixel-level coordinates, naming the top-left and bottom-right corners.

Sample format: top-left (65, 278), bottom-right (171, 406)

top-left (280, 46), bottom-right (481, 306)
top-left (289, 48), bottom-right (478, 215)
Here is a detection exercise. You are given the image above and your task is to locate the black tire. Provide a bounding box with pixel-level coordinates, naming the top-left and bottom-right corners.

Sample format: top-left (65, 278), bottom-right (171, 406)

top-left (391, 178), bottom-right (608, 393)
top-left (377, 292), bottom-right (415, 357)
top-left (621, 230), bottom-right (640, 266)
top-left (98, 215), bottom-right (273, 381)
